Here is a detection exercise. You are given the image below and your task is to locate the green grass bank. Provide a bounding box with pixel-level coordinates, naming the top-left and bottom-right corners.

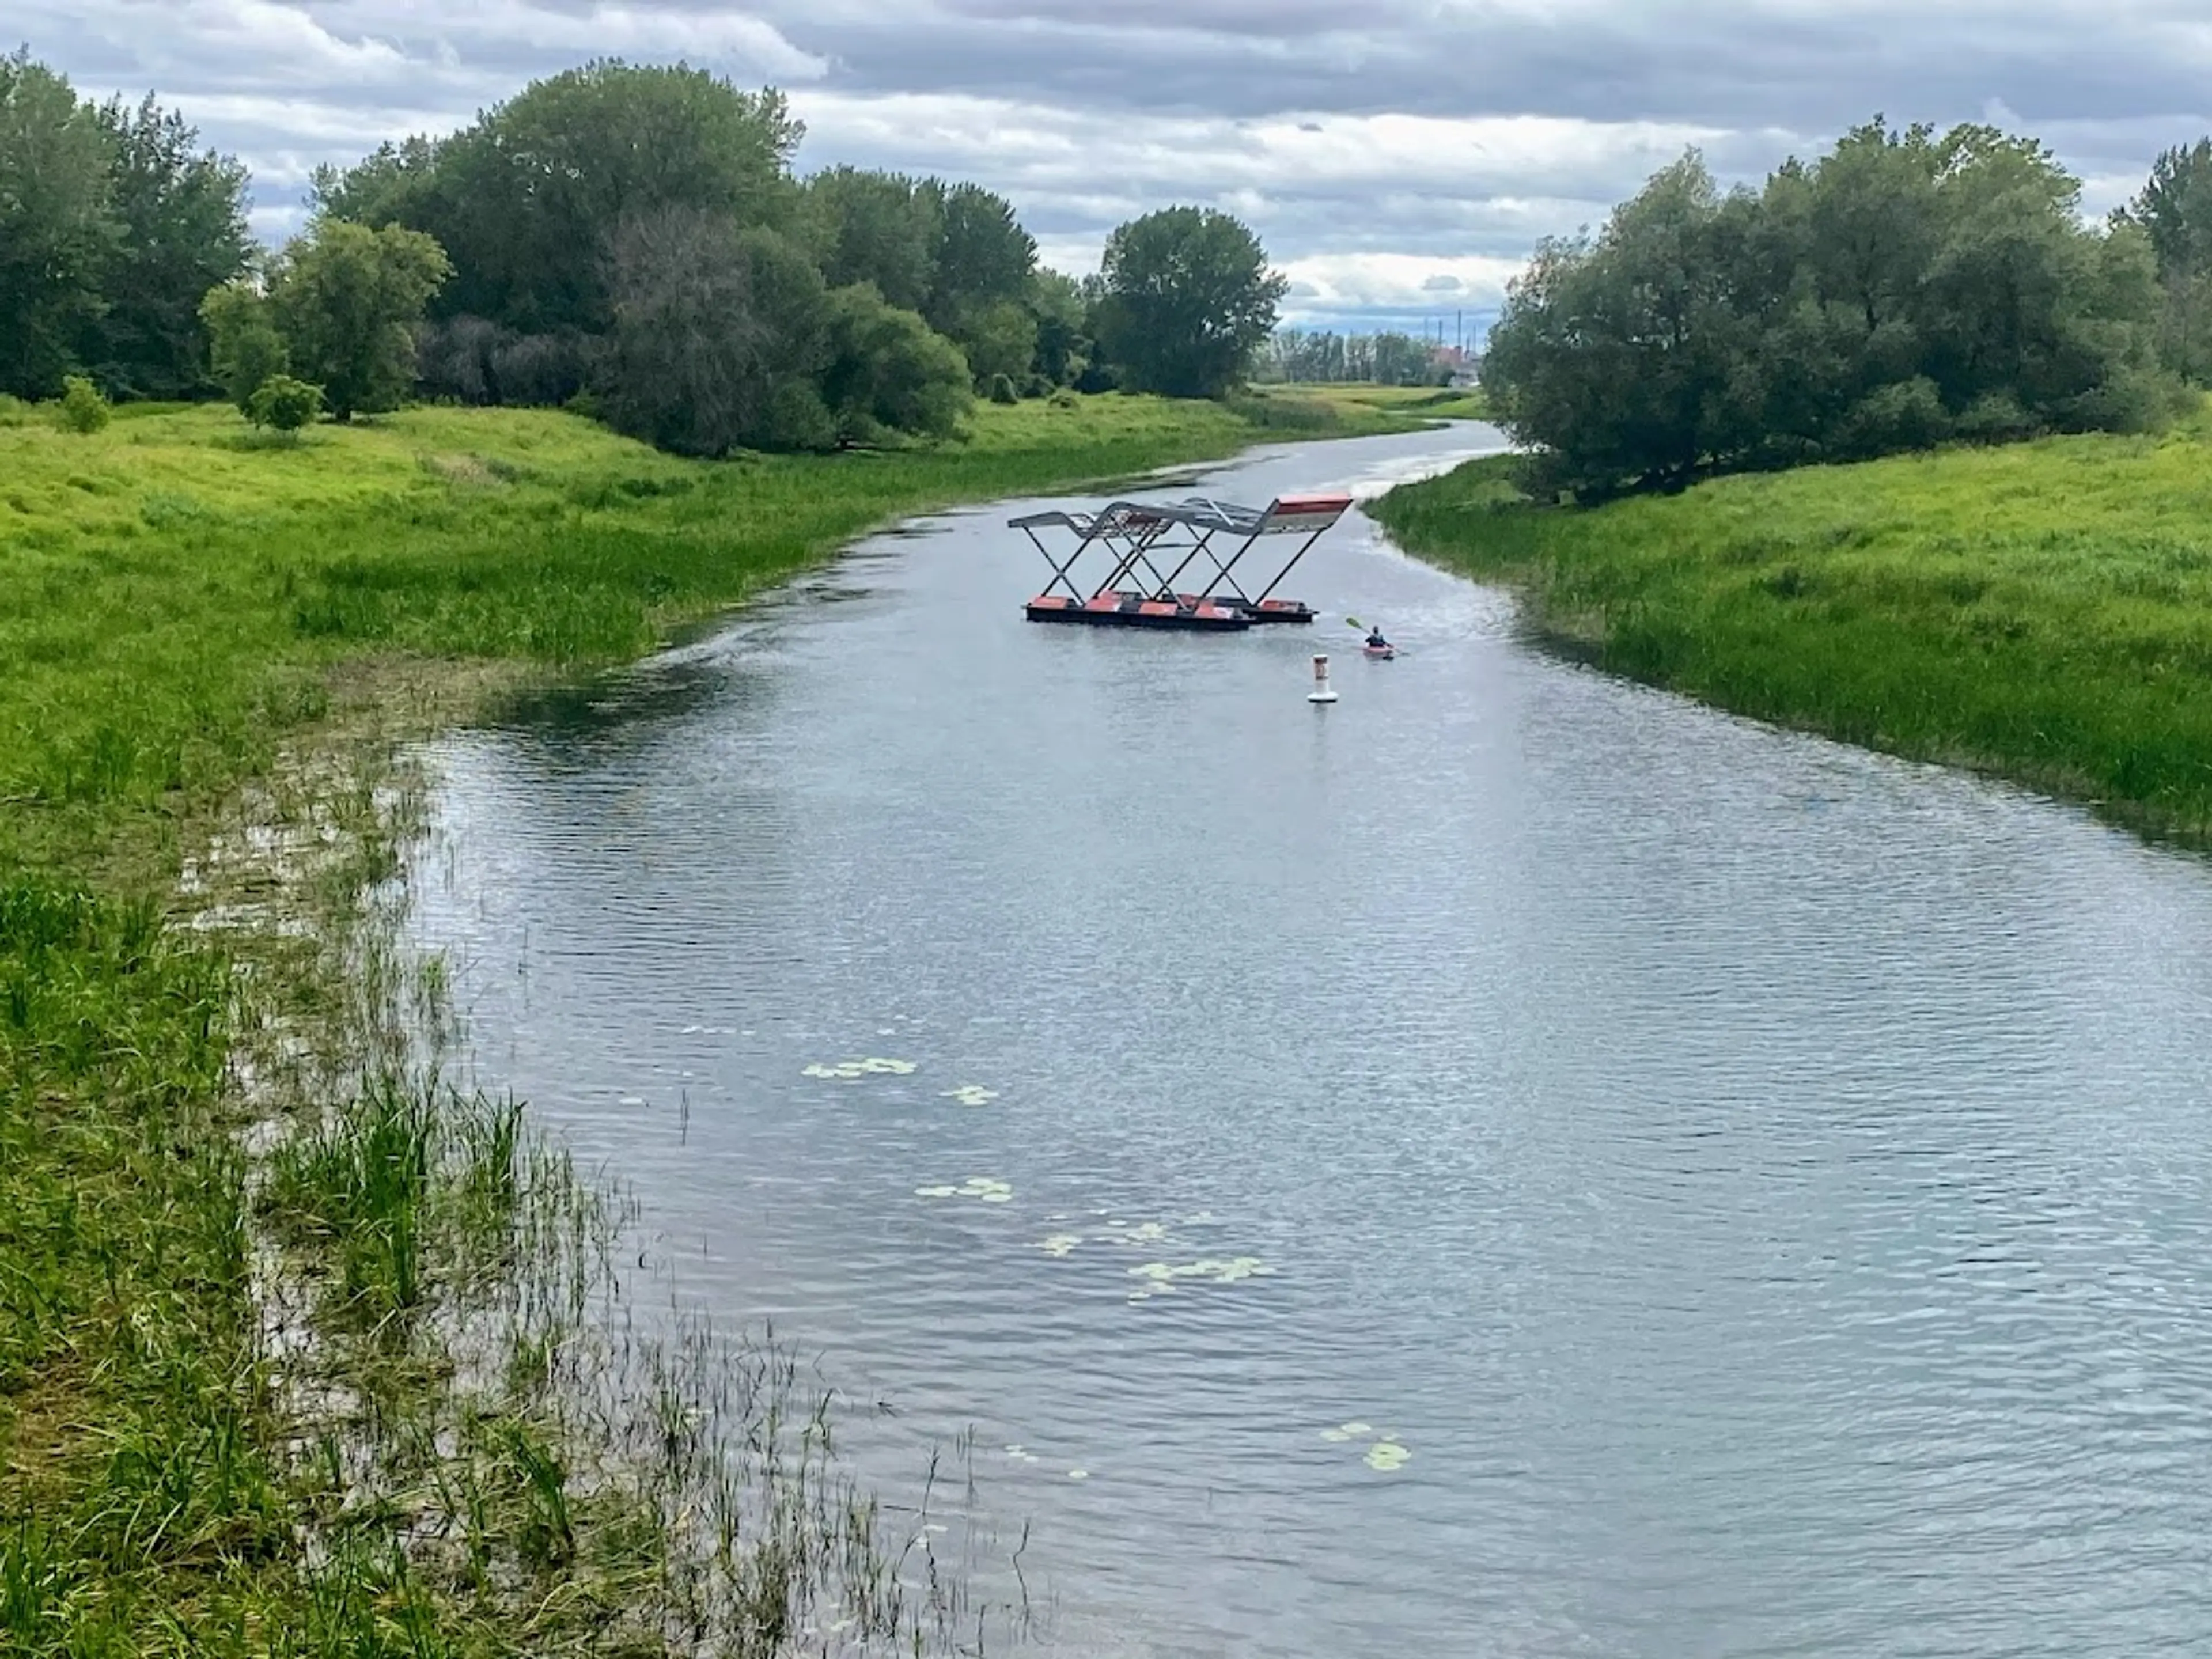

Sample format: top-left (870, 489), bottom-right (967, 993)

top-left (1, 391), bottom-right (1411, 1656)
top-left (1372, 413), bottom-right (2212, 846)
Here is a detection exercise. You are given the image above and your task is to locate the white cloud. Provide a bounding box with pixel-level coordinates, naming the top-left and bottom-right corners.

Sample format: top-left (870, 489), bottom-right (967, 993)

top-left (17, 0), bottom-right (2212, 329)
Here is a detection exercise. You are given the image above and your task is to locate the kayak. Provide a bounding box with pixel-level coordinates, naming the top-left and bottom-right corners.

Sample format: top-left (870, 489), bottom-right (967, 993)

top-left (1362, 643), bottom-right (1396, 660)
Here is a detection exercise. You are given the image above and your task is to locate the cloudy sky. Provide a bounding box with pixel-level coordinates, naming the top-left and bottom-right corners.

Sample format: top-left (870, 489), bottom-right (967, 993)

top-left (17, 1), bottom-right (2212, 334)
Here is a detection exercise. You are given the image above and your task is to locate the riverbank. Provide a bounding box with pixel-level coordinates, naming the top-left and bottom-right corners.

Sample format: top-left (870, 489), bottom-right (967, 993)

top-left (1371, 414), bottom-right (2212, 846)
top-left (0, 392), bottom-right (1364, 1655)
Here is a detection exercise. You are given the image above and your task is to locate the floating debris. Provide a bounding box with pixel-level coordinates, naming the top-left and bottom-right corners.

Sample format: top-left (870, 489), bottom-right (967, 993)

top-left (1036, 1234), bottom-right (1082, 1258)
top-left (1067, 1469), bottom-right (1089, 1482)
top-left (1319, 1421), bottom-right (1374, 1444)
top-left (940, 1084), bottom-right (999, 1107)
top-left (618, 1095), bottom-right (647, 1107)
top-left (916, 1176), bottom-right (1013, 1205)
top-left (1004, 1445), bottom-right (1040, 1464)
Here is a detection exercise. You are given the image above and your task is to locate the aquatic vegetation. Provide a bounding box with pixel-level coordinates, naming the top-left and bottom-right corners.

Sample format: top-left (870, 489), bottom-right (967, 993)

top-left (1320, 1421), bottom-right (1412, 1471)
top-left (940, 1084), bottom-right (999, 1107)
top-left (1067, 1469), bottom-right (1090, 1482)
top-left (1365, 1440), bottom-right (1413, 1473)
top-left (915, 1176), bottom-right (1014, 1203)
top-left (804, 1055), bottom-right (917, 1080)
top-left (1003, 1445), bottom-right (1041, 1464)
top-left (1036, 1233), bottom-right (1083, 1257)
top-left (1125, 1256), bottom-right (1275, 1300)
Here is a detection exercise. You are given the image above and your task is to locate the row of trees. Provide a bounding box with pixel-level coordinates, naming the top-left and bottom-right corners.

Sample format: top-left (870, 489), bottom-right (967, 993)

top-left (1484, 119), bottom-right (2203, 497)
top-left (3, 51), bottom-right (1294, 452)
top-left (309, 64), bottom-right (1288, 449)
top-left (1258, 330), bottom-right (1452, 387)
top-left (2119, 139), bottom-right (2212, 384)
top-left (0, 48), bottom-right (252, 400)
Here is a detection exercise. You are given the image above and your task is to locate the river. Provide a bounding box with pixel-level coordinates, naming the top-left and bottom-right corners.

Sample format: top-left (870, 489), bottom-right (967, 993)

top-left (404, 423), bottom-right (2212, 1657)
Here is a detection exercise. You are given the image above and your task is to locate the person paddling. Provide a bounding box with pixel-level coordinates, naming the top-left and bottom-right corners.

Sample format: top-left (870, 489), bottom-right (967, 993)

top-left (1365, 625), bottom-right (1390, 650)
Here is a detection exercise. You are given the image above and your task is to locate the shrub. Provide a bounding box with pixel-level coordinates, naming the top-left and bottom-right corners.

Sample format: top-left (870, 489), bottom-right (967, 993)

top-left (764, 381), bottom-right (837, 452)
top-left (1049, 387), bottom-right (1081, 410)
top-left (56, 376), bottom-right (111, 434)
top-left (1833, 376), bottom-right (1950, 459)
top-left (247, 375), bottom-right (325, 435)
top-left (987, 372), bottom-right (1018, 405)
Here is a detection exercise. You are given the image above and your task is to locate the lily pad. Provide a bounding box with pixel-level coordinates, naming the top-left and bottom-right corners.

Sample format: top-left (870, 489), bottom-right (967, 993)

top-left (1126, 1256), bottom-right (1273, 1287)
top-left (1365, 1442), bottom-right (1412, 1472)
top-left (918, 1176), bottom-right (1014, 1205)
top-left (1036, 1234), bottom-right (1082, 1258)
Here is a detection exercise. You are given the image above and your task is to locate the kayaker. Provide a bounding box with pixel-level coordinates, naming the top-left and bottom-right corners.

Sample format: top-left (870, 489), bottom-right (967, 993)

top-left (1365, 626), bottom-right (1390, 650)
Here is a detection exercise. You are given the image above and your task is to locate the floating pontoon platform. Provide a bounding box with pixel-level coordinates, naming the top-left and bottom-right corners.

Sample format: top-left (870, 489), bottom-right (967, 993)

top-left (1012, 492), bottom-right (1353, 631)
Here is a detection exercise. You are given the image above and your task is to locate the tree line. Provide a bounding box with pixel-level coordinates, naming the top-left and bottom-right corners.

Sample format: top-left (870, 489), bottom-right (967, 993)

top-left (1258, 330), bottom-right (1452, 387)
top-left (1, 51), bottom-right (1291, 452)
top-left (1484, 119), bottom-right (2212, 498)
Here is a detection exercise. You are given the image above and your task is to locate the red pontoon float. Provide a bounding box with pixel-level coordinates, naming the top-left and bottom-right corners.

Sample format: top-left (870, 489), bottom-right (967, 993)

top-left (1012, 491), bottom-right (1354, 631)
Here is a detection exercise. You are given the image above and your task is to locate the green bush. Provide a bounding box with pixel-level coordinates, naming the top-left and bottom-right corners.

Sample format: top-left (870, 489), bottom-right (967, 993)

top-left (247, 375), bottom-right (325, 435)
top-left (56, 376), bottom-right (110, 434)
top-left (764, 380), bottom-right (837, 452)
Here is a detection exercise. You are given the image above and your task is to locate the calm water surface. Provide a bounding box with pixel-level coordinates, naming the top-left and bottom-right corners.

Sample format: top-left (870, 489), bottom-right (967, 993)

top-left (407, 425), bottom-right (2212, 1657)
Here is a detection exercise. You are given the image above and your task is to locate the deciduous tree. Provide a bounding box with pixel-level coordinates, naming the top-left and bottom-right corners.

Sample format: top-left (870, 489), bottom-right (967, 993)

top-left (269, 219), bottom-right (450, 419)
top-left (1093, 207), bottom-right (1287, 398)
top-left (0, 51), bottom-right (117, 397)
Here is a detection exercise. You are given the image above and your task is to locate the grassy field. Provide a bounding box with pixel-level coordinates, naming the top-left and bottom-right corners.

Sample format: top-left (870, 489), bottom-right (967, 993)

top-left (1372, 411), bottom-right (2212, 844)
top-left (0, 390), bottom-right (1359, 1656)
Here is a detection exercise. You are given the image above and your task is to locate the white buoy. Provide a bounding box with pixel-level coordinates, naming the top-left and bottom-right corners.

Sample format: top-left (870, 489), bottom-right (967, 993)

top-left (1308, 653), bottom-right (1338, 703)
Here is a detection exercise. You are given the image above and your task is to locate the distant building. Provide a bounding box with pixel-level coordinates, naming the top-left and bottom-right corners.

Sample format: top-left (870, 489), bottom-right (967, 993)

top-left (1427, 344), bottom-right (1483, 388)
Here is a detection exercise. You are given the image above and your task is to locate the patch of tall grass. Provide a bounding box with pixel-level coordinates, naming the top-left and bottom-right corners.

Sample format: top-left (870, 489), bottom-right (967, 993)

top-left (1371, 410), bottom-right (2212, 843)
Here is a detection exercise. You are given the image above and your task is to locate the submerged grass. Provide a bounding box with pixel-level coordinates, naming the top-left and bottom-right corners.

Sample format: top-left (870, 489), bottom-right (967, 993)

top-left (1372, 407), bottom-right (2212, 845)
top-left (2, 390), bottom-right (1313, 1654)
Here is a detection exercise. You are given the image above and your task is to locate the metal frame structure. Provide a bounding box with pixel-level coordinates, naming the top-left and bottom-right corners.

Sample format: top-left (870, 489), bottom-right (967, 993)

top-left (1013, 491), bottom-right (1353, 630)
